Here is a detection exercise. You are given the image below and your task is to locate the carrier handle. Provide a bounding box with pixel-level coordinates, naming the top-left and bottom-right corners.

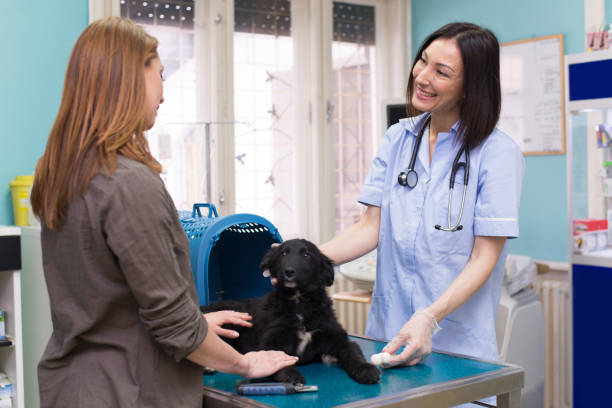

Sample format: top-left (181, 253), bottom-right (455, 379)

top-left (192, 203), bottom-right (218, 219)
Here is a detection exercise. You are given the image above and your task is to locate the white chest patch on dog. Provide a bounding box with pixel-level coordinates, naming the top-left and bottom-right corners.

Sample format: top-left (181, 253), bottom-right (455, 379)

top-left (296, 330), bottom-right (313, 356)
top-left (321, 354), bottom-right (338, 365)
top-left (289, 290), bottom-right (302, 302)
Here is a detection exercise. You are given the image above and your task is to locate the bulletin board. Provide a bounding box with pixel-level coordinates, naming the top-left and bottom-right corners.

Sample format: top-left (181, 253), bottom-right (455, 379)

top-left (497, 34), bottom-right (565, 155)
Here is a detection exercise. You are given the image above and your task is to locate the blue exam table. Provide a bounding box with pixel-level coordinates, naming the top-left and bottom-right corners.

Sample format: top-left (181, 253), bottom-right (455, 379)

top-left (202, 335), bottom-right (524, 407)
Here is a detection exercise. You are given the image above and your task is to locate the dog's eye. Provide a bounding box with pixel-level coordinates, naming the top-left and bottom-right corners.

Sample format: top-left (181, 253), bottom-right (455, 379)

top-left (303, 252), bottom-right (310, 258)
top-left (281, 250), bottom-right (287, 256)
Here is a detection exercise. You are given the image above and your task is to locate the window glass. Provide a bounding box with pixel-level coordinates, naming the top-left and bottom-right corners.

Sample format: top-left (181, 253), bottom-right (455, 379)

top-left (233, 0), bottom-right (297, 236)
top-left (121, 0), bottom-right (206, 212)
top-left (332, 2), bottom-right (376, 232)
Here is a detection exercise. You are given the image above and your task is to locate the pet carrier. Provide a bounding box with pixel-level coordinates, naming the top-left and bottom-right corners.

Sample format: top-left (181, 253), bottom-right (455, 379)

top-left (178, 203), bottom-right (282, 306)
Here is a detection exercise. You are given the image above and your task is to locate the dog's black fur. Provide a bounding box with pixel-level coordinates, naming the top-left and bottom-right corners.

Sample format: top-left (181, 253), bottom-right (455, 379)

top-left (200, 239), bottom-right (380, 385)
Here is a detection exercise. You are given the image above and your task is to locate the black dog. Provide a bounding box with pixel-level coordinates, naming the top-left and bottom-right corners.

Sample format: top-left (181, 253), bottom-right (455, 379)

top-left (200, 239), bottom-right (380, 385)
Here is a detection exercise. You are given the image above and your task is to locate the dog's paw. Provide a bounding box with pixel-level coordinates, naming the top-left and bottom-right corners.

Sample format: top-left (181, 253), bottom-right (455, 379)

top-left (273, 367), bottom-right (306, 385)
top-left (350, 363), bottom-right (381, 384)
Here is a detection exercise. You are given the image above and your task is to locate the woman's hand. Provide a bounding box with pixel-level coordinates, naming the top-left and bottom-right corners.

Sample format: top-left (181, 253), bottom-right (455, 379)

top-left (382, 310), bottom-right (440, 366)
top-left (241, 351), bottom-right (299, 378)
top-left (188, 319), bottom-right (298, 377)
top-left (203, 311), bottom-right (253, 339)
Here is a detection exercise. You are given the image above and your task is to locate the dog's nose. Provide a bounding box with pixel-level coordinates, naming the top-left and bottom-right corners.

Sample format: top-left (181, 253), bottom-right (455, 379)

top-left (283, 267), bottom-right (296, 280)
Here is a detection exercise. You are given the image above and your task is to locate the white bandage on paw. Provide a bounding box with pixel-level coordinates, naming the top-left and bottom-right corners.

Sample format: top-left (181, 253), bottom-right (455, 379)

top-left (370, 352), bottom-right (392, 366)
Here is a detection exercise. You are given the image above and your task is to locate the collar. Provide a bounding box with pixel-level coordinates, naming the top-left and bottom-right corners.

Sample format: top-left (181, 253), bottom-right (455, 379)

top-left (400, 114), bottom-right (461, 140)
top-left (399, 113), bottom-right (429, 138)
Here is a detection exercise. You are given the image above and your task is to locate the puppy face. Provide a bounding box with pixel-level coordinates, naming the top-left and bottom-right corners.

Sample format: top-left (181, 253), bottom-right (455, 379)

top-left (260, 239), bottom-right (335, 290)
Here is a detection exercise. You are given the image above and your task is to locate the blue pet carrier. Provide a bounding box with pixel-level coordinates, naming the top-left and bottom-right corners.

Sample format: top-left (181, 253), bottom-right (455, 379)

top-left (178, 203), bottom-right (282, 306)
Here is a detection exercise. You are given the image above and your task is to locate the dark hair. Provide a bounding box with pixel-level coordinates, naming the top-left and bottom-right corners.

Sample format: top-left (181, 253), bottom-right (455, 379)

top-left (406, 22), bottom-right (500, 149)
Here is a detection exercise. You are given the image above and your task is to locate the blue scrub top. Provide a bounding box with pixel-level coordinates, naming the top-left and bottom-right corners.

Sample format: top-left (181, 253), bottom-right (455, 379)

top-left (359, 113), bottom-right (525, 361)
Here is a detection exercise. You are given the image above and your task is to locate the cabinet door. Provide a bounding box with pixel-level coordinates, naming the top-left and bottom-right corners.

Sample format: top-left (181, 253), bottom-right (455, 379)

top-left (572, 263), bottom-right (612, 406)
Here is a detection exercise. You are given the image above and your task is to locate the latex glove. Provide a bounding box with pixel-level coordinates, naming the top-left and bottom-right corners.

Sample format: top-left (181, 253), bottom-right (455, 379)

top-left (203, 310), bottom-right (253, 339)
top-left (242, 350), bottom-right (299, 379)
top-left (381, 309), bottom-right (441, 366)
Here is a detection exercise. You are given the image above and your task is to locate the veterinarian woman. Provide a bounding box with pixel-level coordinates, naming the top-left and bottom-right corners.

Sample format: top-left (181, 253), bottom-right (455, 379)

top-left (31, 17), bottom-right (297, 408)
top-left (321, 21), bottom-right (524, 385)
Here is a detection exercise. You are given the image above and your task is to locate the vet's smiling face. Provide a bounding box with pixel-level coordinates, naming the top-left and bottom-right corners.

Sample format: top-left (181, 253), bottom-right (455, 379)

top-left (260, 239), bottom-right (335, 290)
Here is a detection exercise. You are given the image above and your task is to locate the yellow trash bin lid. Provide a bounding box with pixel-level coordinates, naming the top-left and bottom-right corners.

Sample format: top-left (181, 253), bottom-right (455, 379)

top-left (9, 175), bottom-right (34, 188)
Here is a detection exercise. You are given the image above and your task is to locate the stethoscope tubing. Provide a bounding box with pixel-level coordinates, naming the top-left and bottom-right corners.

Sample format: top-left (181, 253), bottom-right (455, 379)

top-left (398, 115), bottom-right (431, 189)
top-left (397, 114), bottom-right (470, 232)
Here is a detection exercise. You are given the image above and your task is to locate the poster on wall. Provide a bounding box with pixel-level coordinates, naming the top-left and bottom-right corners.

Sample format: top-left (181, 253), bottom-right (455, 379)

top-left (498, 34), bottom-right (566, 155)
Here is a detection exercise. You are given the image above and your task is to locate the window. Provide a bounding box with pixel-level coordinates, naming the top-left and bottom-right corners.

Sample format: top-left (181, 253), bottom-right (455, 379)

top-left (332, 1), bottom-right (377, 232)
top-left (110, 0), bottom-right (407, 240)
top-left (121, 0), bottom-right (207, 212)
top-left (233, 0), bottom-right (297, 236)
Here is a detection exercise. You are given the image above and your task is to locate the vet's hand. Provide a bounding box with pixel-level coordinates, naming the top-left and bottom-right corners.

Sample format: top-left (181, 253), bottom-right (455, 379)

top-left (382, 309), bottom-right (440, 366)
top-left (242, 350), bottom-right (299, 378)
top-left (203, 311), bottom-right (253, 339)
top-left (263, 242), bottom-right (281, 286)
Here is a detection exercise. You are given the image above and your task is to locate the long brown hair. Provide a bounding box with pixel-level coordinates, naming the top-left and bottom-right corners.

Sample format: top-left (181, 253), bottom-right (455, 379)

top-left (406, 22), bottom-right (501, 149)
top-left (31, 17), bottom-right (162, 230)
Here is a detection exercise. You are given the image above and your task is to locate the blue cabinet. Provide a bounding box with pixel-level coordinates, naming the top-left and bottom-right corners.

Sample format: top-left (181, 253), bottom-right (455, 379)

top-left (566, 50), bottom-right (612, 407)
top-left (571, 263), bottom-right (612, 405)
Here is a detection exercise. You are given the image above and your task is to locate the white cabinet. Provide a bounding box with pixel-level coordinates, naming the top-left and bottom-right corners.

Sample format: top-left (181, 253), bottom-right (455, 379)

top-left (0, 226), bottom-right (24, 408)
top-left (19, 226), bottom-right (51, 408)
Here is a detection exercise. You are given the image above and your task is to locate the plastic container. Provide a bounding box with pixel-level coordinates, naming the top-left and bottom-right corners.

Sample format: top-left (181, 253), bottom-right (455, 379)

top-left (573, 218), bottom-right (608, 252)
top-left (0, 310), bottom-right (5, 340)
top-left (178, 203), bottom-right (282, 306)
top-left (603, 163), bottom-right (612, 245)
top-left (8, 175), bottom-right (34, 226)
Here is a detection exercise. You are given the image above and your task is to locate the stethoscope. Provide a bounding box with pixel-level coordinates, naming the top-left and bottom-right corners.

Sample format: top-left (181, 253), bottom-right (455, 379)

top-left (397, 115), bottom-right (470, 232)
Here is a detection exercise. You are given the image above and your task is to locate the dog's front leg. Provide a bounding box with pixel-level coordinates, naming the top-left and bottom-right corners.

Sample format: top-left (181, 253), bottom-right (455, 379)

top-left (271, 366), bottom-right (306, 385)
top-left (327, 332), bottom-right (380, 384)
top-left (258, 331), bottom-right (307, 384)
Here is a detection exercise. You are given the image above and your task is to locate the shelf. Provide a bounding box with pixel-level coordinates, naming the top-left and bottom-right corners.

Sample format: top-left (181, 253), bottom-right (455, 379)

top-left (0, 338), bottom-right (13, 348)
top-left (331, 290), bottom-right (372, 304)
top-left (0, 227), bottom-right (24, 407)
top-left (572, 249), bottom-right (612, 268)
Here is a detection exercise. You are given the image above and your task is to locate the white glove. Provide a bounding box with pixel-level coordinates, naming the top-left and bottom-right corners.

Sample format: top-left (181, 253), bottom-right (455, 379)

top-left (379, 309), bottom-right (441, 367)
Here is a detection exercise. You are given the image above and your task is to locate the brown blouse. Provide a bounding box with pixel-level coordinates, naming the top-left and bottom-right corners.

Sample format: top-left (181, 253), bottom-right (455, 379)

top-left (38, 155), bottom-right (208, 407)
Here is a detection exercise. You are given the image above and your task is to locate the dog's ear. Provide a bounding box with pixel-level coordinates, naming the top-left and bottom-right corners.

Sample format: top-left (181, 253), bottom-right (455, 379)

top-left (259, 243), bottom-right (282, 271)
top-left (319, 250), bottom-right (335, 287)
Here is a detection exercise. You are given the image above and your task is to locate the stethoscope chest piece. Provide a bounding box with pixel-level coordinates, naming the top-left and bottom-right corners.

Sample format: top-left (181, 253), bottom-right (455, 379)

top-left (397, 169), bottom-right (418, 188)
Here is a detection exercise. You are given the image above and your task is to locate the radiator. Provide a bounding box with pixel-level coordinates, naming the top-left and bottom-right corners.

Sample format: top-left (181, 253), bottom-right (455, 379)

top-left (331, 274), bottom-right (370, 336)
top-left (536, 280), bottom-right (572, 408)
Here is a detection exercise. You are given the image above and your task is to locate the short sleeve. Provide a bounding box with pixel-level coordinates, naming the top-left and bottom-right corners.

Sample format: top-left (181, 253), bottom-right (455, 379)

top-left (103, 162), bottom-right (208, 361)
top-left (474, 132), bottom-right (525, 238)
top-left (358, 123), bottom-right (403, 207)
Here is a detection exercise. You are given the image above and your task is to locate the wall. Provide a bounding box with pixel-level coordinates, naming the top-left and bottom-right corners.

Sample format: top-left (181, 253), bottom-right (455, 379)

top-left (0, 1), bottom-right (585, 262)
top-left (0, 2), bottom-right (88, 225)
top-left (411, 0), bottom-right (585, 262)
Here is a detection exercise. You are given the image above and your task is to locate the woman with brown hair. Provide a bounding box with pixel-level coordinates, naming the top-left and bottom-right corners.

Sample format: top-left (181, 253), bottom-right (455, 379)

top-left (31, 17), bottom-right (296, 407)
